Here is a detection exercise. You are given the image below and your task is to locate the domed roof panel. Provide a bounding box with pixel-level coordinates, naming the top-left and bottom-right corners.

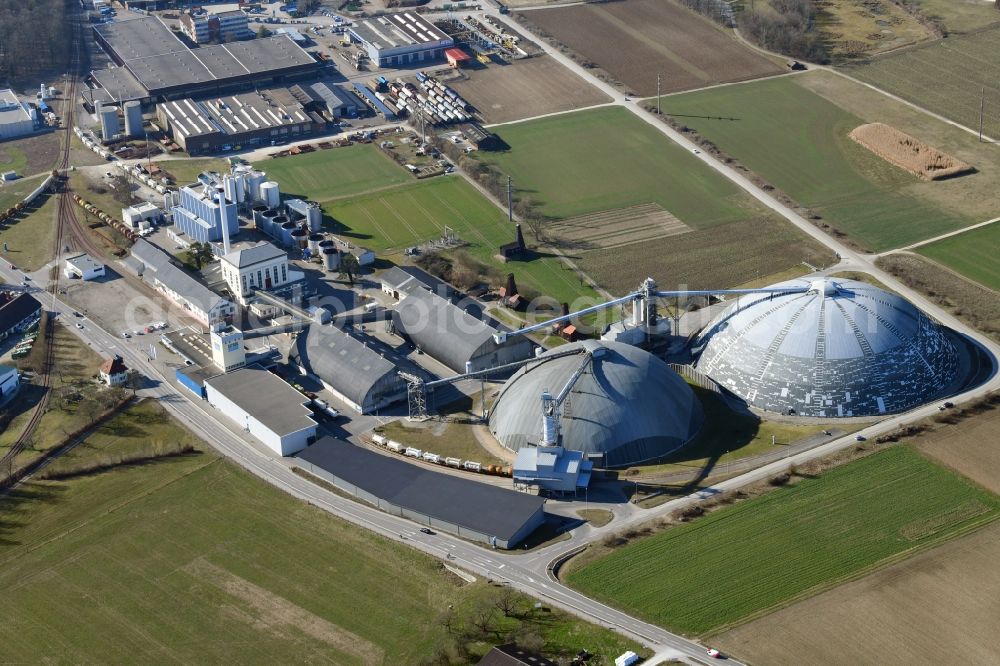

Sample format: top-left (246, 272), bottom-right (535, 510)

top-left (696, 278), bottom-right (959, 418)
top-left (489, 340), bottom-right (703, 468)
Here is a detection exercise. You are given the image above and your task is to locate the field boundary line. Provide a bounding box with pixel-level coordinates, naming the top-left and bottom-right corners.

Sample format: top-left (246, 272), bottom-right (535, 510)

top-left (703, 508), bottom-right (1000, 639)
top-left (885, 250), bottom-right (999, 295)
top-left (881, 215), bottom-right (1000, 255)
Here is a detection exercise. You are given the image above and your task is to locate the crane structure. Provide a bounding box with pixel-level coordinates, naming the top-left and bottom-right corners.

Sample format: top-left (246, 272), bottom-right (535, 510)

top-left (492, 277), bottom-right (810, 344)
top-left (539, 347), bottom-right (600, 446)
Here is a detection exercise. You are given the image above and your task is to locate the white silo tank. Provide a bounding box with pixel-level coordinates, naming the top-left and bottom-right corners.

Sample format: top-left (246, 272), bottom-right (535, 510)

top-left (99, 106), bottom-right (119, 142)
top-left (247, 171), bottom-right (266, 200)
top-left (124, 100), bottom-right (143, 138)
top-left (260, 181), bottom-right (280, 208)
top-left (233, 174), bottom-right (245, 203)
top-left (164, 191), bottom-right (175, 211)
top-left (223, 175), bottom-right (238, 204)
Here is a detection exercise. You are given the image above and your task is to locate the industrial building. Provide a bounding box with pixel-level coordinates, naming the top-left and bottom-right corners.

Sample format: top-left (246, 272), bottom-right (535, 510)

top-left (489, 340), bottom-right (704, 468)
top-left (391, 287), bottom-right (534, 373)
top-left (290, 323), bottom-right (407, 414)
top-left (156, 90), bottom-right (316, 155)
top-left (122, 202), bottom-right (162, 229)
top-left (349, 14), bottom-right (454, 68)
top-left (296, 437), bottom-right (545, 548)
top-left (695, 278), bottom-right (961, 417)
top-left (220, 242), bottom-right (296, 305)
top-left (0, 365), bottom-right (20, 406)
top-left (513, 446), bottom-right (592, 493)
top-left (0, 293), bottom-right (41, 341)
top-left (179, 9), bottom-right (250, 44)
top-left (210, 325), bottom-right (246, 372)
top-left (0, 89), bottom-right (37, 140)
top-left (63, 254), bottom-right (106, 281)
top-left (379, 265), bottom-right (447, 300)
top-left (206, 364), bottom-right (318, 456)
top-left (89, 17), bottom-right (318, 103)
top-left (172, 183), bottom-right (239, 244)
top-left (130, 239), bottom-right (234, 326)
top-left (291, 81), bottom-right (364, 119)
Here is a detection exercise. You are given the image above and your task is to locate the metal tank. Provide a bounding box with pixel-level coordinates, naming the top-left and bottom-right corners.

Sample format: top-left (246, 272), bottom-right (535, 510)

top-left (123, 100), bottom-right (143, 138)
top-left (322, 247), bottom-right (340, 271)
top-left (99, 106), bottom-right (119, 142)
top-left (260, 181), bottom-right (280, 209)
top-left (247, 171), bottom-right (266, 201)
top-left (318, 239), bottom-right (335, 251)
top-left (291, 227), bottom-right (308, 250)
top-left (279, 219), bottom-right (297, 247)
top-left (258, 209), bottom-right (279, 237)
top-left (308, 233), bottom-right (324, 253)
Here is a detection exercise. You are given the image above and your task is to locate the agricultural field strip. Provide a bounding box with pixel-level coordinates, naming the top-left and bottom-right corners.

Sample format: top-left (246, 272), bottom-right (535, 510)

top-left (547, 204), bottom-right (691, 249)
top-left (884, 215), bottom-right (1000, 254)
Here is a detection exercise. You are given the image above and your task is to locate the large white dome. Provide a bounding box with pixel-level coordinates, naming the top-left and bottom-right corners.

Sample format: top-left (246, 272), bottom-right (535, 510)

top-left (489, 340), bottom-right (703, 468)
top-left (695, 278), bottom-right (959, 417)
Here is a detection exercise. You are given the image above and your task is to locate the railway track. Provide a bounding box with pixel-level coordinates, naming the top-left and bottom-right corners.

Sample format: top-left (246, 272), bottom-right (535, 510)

top-left (1, 22), bottom-right (85, 485)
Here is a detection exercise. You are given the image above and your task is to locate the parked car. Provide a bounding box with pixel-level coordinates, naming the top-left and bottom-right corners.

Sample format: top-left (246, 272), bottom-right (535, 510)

top-left (707, 648), bottom-right (722, 659)
top-left (419, 528), bottom-right (435, 535)
top-left (855, 434), bottom-right (866, 442)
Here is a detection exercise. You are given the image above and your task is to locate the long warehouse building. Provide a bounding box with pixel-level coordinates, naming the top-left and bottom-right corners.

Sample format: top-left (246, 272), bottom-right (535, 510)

top-left (349, 13), bottom-right (453, 68)
top-left (156, 90), bottom-right (317, 154)
top-left (89, 16), bottom-right (319, 104)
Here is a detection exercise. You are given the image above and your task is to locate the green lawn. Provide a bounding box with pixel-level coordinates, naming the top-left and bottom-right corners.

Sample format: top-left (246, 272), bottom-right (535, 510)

top-left (255, 145), bottom-right (411, 202)
top-left (159, 158), bottom-right (229, 186)
top-left (0, 406), bottom-right (641, 664)
top-left (909, 0), bottom-right (1000, 33)
top-left (481, 106), bottom-right (759, 226)
top-left (0, 193), bottom-right (58, 270)
top-left (0, 174), bottom-right (46, 213)
top-left (328, 176), bottom-right (600, 305)
top-left (0, 143), bottom-right (29, 176)
top-left (567, 446), bottom-right (1000, 636)
top-left (917, 222), bottom-right (1000, 291)
top-left (663, 77), bottom-right (971, 251)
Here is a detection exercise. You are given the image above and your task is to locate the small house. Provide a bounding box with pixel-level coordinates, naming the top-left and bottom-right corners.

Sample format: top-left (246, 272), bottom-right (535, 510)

top-left (99, 355), bottom-right (129, 386)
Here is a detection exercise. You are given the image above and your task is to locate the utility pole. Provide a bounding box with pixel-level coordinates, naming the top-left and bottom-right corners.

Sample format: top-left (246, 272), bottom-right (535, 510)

top-left (507, 175), bottom-right (513, 223)
top-left (656, 73), bottom-right (661, 116)
top-left (980, 87), bottom-right (985, 142)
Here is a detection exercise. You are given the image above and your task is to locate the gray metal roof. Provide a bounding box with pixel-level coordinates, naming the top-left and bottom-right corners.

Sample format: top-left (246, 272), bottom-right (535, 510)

top-left (391, 287), bottom-right (515, 373)
top-left (695, 278), bottom-right (960, 417)
top-left (206, 364), bottom-right (317, 436)
top-left (489, 340), bottom-right (704, 468)
top-left (379, 265), bottom-right (447, 295)
top-left (131, 239), bottom-right (230, 314)
top-left (290, 324), bottom-right (404, 410)
top-left (296, 437), bottom-right (544, 543)
top-left (95, 17), bottom-right (187, 60)
top-left (222, 242), bottom-right (286, 269)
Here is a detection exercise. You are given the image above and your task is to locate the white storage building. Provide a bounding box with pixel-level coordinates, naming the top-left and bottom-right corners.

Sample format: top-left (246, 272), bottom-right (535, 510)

top-left (205, 364), bottom-right (318, 456)
top-left (0, 89), bottom-right (36, 140)
top-left (64, 254), bottom-right (106, 281)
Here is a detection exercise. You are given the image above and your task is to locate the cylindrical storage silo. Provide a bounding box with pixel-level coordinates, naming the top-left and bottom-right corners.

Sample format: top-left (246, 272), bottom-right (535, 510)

top-left (164, 191), bottom-right (175, 211)
top-left (260, 181), bottom-right (280, 209)
top-left (99, 106), bottom-right (119, 142)
top-left (318, 239), bottom-right (335, 251)
top-left (259, 209), bottom-right (278, 237)
top-left (233, 175), bottom-right (245, 204)
top-left (308, 233), bottom-right (323, 252)
top-left (223, 176), bottom-right (237, 205)
top-left (322, 248), bottom-right (340, 271)
top-left (307, 205), bottom-right (323, 234)
top-left (124, 100), bottom-right (143, 138)
top-left (291, 227), bottom-right (308, 250)
top-left (247, 171), bottom-right (266, 201)
top-left (279, 220), bottom-right (296, 247)
top-left (252, 204), bottom-right (268, 228)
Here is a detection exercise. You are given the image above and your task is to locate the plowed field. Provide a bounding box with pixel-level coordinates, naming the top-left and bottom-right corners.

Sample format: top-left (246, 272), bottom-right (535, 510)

top-left (518, 0), bottom-right (783, 96)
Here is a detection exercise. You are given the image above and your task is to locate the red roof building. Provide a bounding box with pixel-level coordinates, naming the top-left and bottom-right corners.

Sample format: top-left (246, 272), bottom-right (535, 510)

top-left (445, 47), bottom-right (471, 68)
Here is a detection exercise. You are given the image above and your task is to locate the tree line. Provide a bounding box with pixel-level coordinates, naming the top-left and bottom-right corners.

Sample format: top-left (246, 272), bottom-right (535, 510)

top-left (0, 0), bottom-right (73, 82)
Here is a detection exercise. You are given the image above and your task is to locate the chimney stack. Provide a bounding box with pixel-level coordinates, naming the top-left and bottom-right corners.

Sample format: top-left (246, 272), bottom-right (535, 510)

top-left (505, 273), bottom-right (518, 297)
top-left (515, 223), bottom-right (525, 250)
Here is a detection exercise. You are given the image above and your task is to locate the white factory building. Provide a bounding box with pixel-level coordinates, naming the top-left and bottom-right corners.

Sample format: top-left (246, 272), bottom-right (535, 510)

top-left (205, 364), bottom-right (318, 456)
top-left (0, 365), bottom-right (20, 405)
top-left (122, 201), bottom-right (162, 229)
top-left (173, 182), bottom-right (240, 245)
top-left (130, 239), bottom-right (234, 326)
top-left (349, 13), bottom-right (454, 68)
top-left (63, 254), bottom-right (106, 281)
top-left (220, 242), bottom-right (291, 305)
top-left (0, 89), bottom-right (37, 140)
top-left (210, 325), bottom-right (246, 372)
top-left (179, 8), bottom-right (250, 44)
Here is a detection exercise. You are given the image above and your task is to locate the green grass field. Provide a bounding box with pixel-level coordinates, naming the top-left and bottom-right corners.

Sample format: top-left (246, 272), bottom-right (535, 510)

top-left (910, 0), bottom-right (1000, 33)
top-left (917, 223), bottom-right (1000, 291)
top-left (255, 145), bottom-right (411, 202)
top-left (0, 405), bottom-right (639, 663)
top-left (159, 158), bottom-right (229, 186)
top-left (0, 174), bottom-right (46, 213)
top-left (566, 446), bottom-right (1000, 636)
top-left (664, 77), bottom-right (971, 251)
top-left (481, 107), bottom-right (760, 225)
top-left (850, 27), bottom-right (1000, 139)
top-left (0, 193), bottom-right (58, 270)
top-left (328, 176), bottom-right (600, 305)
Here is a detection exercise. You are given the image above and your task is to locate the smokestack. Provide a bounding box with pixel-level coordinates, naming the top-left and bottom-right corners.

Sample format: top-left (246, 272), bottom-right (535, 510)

top-left (505, 273), bottom-right (517, 297)
top-left (515, 223), bottom-right (525, 250)
top-left (561, 302), bottom-right (569, 317)
top-left (217, 187), bottom-right (232, 256)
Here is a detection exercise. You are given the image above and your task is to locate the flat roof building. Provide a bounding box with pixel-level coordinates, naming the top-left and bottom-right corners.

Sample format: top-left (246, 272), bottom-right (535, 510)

top-left (296, 437), bottom-right (545, 548)
top-left (0, 292), bottom-right (41, 341)
top-left (179, 9), bottom-right (250, 44)
top-left (0, 89), bottom-right (36, 140)
top-left (349, 13), bottom-right (453, 68)
top-left (513, 446), bottom-right (592, 493)
top-left (157, 90), bottom-right (315, 155)
top-left (63, 254), bottom-right (106, 281)
top-left (206, 364), bottom-right (318, 456)
top-left (172, 183), bottom-right (239, 245)
top-left (90, 17), bottom-right (319, 103)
